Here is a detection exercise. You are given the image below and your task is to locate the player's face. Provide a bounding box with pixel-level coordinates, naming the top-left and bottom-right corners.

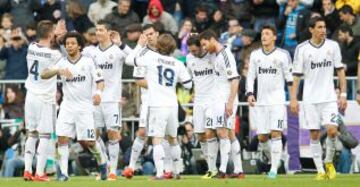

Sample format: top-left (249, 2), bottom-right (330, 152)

top-left (310, 21), bottom-right (326, 40)
top-left (261, 29), bottom-right (276, 46)
top-left (95, 25), bottom-right (109, 42)
top-left (188, 44), bottom-right (202, 58)
top-left (337, 31), bottom-right (347, 43)
top-left (65, 37), bottom-right (81, 57)
top-left (143, 27), bottom-right (158, 47)
top-left (200, 39), bottom-right (216, 53)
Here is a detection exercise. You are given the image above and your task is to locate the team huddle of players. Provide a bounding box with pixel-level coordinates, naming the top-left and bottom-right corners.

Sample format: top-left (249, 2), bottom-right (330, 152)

top-left (22, 15), bottom-right (347, 182)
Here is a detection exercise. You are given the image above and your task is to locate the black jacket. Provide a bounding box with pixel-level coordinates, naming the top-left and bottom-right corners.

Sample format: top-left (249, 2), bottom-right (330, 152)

top-left (340, 37), bottom-right (360, 76)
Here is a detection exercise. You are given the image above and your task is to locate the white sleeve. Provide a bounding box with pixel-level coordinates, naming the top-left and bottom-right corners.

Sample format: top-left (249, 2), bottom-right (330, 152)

top-left (90, 59), bottom-right (104, 83)
top-left (246, 52), bottom-right (256, 94)
top-left (133, 66), bottom-right (146, 79)
top-left (333, 42), bottom-right (344, 69)
top-left (125, 44), bottom-right (144, 66)
top-left (292, 45), bottom-right (304, 75)
top-left (179, 63), bottom-right (192, 89)
top-left (223, 50), bottom-right (240, 80)
top-left (119, 43), bottom-right (133, 55)
top-left (282, 51), bottom-right (294, 84)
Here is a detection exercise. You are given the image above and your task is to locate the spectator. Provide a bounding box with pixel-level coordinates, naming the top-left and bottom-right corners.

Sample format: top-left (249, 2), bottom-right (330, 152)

top-left (0, 28), bottom-right (28, 80)
top-left (1, 13), bottom-right (13, 42)
top-left (180, 122), bottom-right (199, 174)
top-left (104, 0), bottom-right (140, 35)
top-left (321, 0), bottom-right (340, 38)
top-left (335, 0), bottom-right (360, 14)
top-left (338, 5), bottom-right (360, 37)
top-left (193, 5), bottom-right (211, 33)
top-left (178, 18), bottom-right (195, 56)
top-left (25, 24), bottom-right (37, 43)
top-left (250, 0), bottom-right (279, 32)
top-left (83, 27), bottom-right (97, 46)
top-left (123, 23), bottom-right (142, 48)
top-left (239, 29), bottom-right (260, 65)
top-left (0, 36), bottom-right (5, 79)
top-left (65, 0), bottom-right (94, 34)
top-left (337, 25), bottom-right (360, 77)
top-left (9, 0), bottom-right (40, 28)
top-left (278, 0), bottom-right (306, 55)
top-left (209, 9), bottom-right (227, 37)
top-left (143, 0), bottom-right (178, 35)
top-left (36, 0), bottom-right (62, 23)
top-left (219, 17), bottom-right (243, 63)
top-left (3, 85), bottom-right (24, 119)
top-left (88, 0), bottom-right (117, 24)
top-left (228, 0), bottom-right (252, 28)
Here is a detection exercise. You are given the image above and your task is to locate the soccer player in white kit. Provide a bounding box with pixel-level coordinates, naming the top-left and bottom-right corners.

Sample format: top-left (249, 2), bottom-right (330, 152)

top-left (186, 35), bottom-right (219, 178)
top-left (23, 20), bottom-right (63, 182)
top-left (122, 24), bottom-right (160, 178)
top-left (41, 32), bottom-right (108, 181)
top-left (83, 20), bottom-right (129, 180)
top-left (290, 17), bottom-right (347, 180)
top-left (126, 34), bottom-right (192, 179)
top-left (246, 25), bottom-right (293, 179)
top-left (199, 30), bottom-right (244, 179)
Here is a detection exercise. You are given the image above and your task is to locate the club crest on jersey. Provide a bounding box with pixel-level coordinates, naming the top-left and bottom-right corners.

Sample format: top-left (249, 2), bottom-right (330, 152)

top-left (227, 70), bottom-right (232, 76)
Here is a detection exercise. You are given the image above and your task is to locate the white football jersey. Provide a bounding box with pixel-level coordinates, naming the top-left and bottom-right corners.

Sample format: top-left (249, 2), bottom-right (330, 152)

top-left (246, 47), bottom-right (293, 105)
top-left (85, 44), bottom-right (127, 103)
top-left (186, 53), bottom-right (216, 104)
top-left (293, 39), bottom-right (344, 104)
top-left (55, 56), bottom-right (104, 112)
top-left (213, 47), bottom-right (240, 103)
top-left (25, 43), bottom-right (62, 103)
top-left (134, 51), bottom-right (192, 107)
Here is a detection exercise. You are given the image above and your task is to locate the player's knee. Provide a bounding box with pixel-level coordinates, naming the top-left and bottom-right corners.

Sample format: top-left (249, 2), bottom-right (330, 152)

top-left (216, 128), bottom-right (228, 139)
top-left (258, 134), bottom-right (269, 142)
top-left (326, 125), bottom-right (338, 138)
top-left (310, 130), bottom-right (320, 140)
top-left (205, 129), bottom-right (216, 139)
top-left (107, 128), bottom-right (120, 140)
top-left (58, 136), bottom-right (69, 145)
top-left (197, 133), bottom-right (206, 142)
top-left (270, 131), bottom-right (282, 139)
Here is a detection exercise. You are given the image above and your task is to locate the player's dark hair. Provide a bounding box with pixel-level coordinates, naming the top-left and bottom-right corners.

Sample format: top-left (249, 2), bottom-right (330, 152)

top-left (37, 20), bottom-right (54, 40)
top-left (339, 5), bottom-right (354, 16)
top-left (308, 16), bottom-right (326, 28)
top-left (187, 35), bottom-right (200, 47)
top-left (198, 29), bottom-right (218, 41)
top-left (338, 25), bottom-right (353, 36)
top-left (96, 20), bottom-right (112, 30)
top-left (156, 34), bottom-right (176, 55)
top-left (142, 24), bottom-right (158, 32)
top-left (261, 25), bottom-right (277, 36)
top-left (63, 31), bottom-right (85, 51)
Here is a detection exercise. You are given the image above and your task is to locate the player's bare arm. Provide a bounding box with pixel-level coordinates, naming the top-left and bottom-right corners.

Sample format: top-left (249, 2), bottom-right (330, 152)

top-left (41, 67), bottom-right (73, 80)
top-left (290, 75), bottom-right (300, 114)
top-left (336, 68), bottom-right (347, 111)
top-left (93, 80), bottom-right (104, 106)
top-left (226, 78), bottom-right (239, 117)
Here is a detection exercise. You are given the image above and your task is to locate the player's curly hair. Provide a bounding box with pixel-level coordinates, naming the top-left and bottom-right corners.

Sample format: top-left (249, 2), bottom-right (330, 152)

top-left (156, 34), bottom-right (176, 55)
top-left (63, 31), bottom-right (85, 51)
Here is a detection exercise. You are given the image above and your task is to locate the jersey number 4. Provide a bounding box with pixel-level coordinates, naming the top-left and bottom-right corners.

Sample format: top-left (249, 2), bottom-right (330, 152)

top-left (30, 60), bottom-right (39, 80)
top-left (157, 65), bottom-right (175, 86)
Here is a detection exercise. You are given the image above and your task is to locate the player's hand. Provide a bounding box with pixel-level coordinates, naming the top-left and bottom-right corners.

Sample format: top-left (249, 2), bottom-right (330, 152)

top-left (247, 95), bottom-right (256, 107)
top-left (290, 99), bottom-right (299, 114)
top-left (59, 68), bottom-right (73, 79)
top-left (54, 19), bottom-right (67, 36)
top-left (338, 95), bottom-right (347, 112)
top-left (225, 102), bottom-right (234, 118)
top-left (137, 34), bottom-right (147, 47)
top-left (93, 94), bottom-right (101, 106)
top-left (357, 94), bottom-right (360, 105)
top-left (110, 30), bottom-right (122, 46)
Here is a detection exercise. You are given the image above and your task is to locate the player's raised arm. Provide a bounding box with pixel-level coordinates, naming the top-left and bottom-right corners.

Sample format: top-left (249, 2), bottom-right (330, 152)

top-left (125, 34), bottom-right (147, 66)
top-left (246, 52), bottom-right (257, 107)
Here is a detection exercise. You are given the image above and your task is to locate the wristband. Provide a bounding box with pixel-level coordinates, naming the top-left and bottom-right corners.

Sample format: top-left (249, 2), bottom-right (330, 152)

top-left (340, 92), bottom-right (347, 98)
top-left (95, 90), bottom-right (102, 97)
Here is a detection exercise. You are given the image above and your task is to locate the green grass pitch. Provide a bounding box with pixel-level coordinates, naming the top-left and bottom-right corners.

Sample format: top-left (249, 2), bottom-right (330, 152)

top-left (1, 174), bottom-right (359, 187)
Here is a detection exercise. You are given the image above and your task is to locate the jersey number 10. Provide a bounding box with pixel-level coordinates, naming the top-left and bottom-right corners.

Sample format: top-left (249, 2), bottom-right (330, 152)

top-left (157, 65), bottom-right (175, 86)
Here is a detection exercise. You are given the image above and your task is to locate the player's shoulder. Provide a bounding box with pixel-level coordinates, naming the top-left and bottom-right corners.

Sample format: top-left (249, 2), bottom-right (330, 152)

top-left (139, 46), bottom-right (156, 57)
top-left (250, 47), bottom-right (262, 56)
top-left (324, 38), bottom-right (340, 47)
top-left (295, 40), bottom-right (310, 51)
top-left (276, 47), bottom-right (291, 56)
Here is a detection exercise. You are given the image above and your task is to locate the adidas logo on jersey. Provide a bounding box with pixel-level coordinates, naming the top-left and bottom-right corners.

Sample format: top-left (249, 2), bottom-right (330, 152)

top-left (258, 67), bottom-right (277, 74)
top-left (193, 68), bottom-right (213, 76)
top-left (311, 59), bottom-right (331, 69)
top-left (66, 74), bottom-right (86, 82)
top-left (98, 62), bottom-right (113, 69)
